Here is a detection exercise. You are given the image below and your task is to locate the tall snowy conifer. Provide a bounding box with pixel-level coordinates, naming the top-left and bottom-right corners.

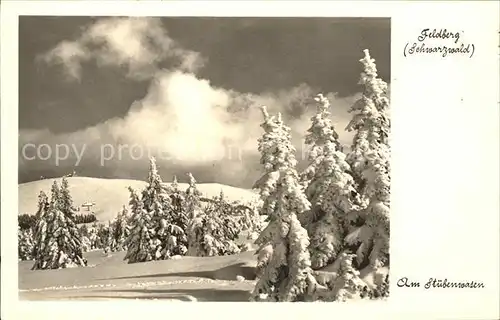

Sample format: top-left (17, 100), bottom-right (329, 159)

top-left (167, 175), bottom-right (190, 243)
top-left (251, 106), bottom-right (318, 302)
top-left (301, 94), bottom-right (360, 269)
top-left (345, 49), bottom-right (390, 271)
top-left (141, 157), bottom-right (173, 259)
top-left (124, 186), bottom-right (154, 263)
top-left (185, 172), bottom-right (202, 219)
top-left (124, 159), bottom-right (189, 262)
top-left (32, 180), bottom-right (87, 270)
top-left (169, 176), bottom-right (184, 213)
top-left (109, 206), bottom-right (130, 252)
top-left (59, 177), bottom-right (78, 219)
top-left (346, 49), bottom-right (390, 203)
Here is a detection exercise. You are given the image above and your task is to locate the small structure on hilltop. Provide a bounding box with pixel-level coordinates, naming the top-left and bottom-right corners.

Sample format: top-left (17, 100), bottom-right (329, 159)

top-left (81, 201), bottom-right (95, 212)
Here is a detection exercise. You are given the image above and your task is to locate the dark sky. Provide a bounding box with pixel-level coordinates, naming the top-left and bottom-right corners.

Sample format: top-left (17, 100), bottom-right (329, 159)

top-left (19, 16), bottom-right (390, 187)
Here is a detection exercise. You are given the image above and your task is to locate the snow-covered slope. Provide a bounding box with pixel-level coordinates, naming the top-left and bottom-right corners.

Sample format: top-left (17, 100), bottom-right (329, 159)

top-left (19, 249), bottom-right (258, 301)
top-left (18, 177), bottom-right (259, 222)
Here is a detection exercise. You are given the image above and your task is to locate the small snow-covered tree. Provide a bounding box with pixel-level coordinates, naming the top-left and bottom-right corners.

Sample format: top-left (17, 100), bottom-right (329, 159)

top-left (327, 253), bottom-right (366, 301)
top-left (250, 107), bottom-right (318, 302)
top-left (95, 223), bottom-right (110, 250)
top-left (81, 235), bottom-right (91, 253)
top-left (143, 158), bottom-right (188, 260)
top-left (300, 94), bottom-right (360, 269)
top-left (236, 198), bottom-right (263, 240)
top-left (123, 187), bottom-right (154, 263)
top-left (168, 176), bottom-right (184, 213)
top-left (18, 227), bottom-right (34, 261)
top-left (187, 192), bottom-right (241, 257)
top-left (31, 191), bottom-right (49, 259)
top-left (34, 190), bottom-right (50, 221)
top-left (109, 206), bottom-right (130, 252)
top-left (59, 177), bottom-right (78, 218)
top-left (125, 159), bottom-right (191, 263)
top-left (166, 176), bottom-right (190, 253)
top-left (345, 49), bottom-right (390, 272)
top-left (78, 224), bottom-right (91, 252)
top-left (185, 172), bottom-right (202, 219)
top-left (87, 222), bottom-right (99, 249)
top-left (31, 180), bottom-right (87, 270)
top-left (301, 94), bottom-right (342, 189)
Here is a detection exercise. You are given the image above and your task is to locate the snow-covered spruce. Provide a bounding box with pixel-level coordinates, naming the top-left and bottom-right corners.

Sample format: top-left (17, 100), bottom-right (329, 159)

top-left (300, 93), bottom-right (360, 269)
top-left (31, 179), bottom-right (87, 270)
top-left (164, 175), bottom-right (190, 254)
top-left (237, 197), bottom-right (264, 240)
top-left (300, 93), bottom-right (343, 190)
top-left (123, 187), bottom-right (154, 263)
top-left (96, 222), bottom-right (111, 251)
top-left (77, 225), bottom-right (91, 252)
top-left (144, 160), bottom-right (189, 260)
top-left (18, 227), bottom-right (34, 261)
top-left (108, 206), bottom-right (130, 252)
top-left (345, 150), bottom-right (390, 269)
top-left (251, 107), bottom-right (319, 302)
top-left (319, 252), bottom-right (367, 301)
top-left (345, 49), bottom-right (390, 271)
top-left (346, 49), bottom-right (390, 204)
top-left (184, 172), bottom-right (203, 219)
top-left (124, 158), bottom-right (189, 263)
top-left (187, 190), bottom-right (241, 257)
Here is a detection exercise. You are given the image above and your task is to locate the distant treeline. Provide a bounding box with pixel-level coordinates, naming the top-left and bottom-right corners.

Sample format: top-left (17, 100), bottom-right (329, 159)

top-left (19, 212), bottom-right (97, 230)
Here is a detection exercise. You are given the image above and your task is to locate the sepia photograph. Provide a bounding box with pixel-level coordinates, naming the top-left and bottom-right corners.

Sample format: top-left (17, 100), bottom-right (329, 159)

top-left (16, 16), bottom-right (391, 302)
top-left (3, 1), bottom-right (500, 320)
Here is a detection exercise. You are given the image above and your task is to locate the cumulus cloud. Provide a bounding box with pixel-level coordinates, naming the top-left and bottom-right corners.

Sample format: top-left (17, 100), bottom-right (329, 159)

top-left (40, 17), bottom-right (205, 81)
top-left (22, 17), bottom-right (366, 188)
top-left (19, 71), bottom-right (359, 187)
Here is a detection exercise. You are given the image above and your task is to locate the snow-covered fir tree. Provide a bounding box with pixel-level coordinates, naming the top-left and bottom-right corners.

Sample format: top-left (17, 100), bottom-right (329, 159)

top-left (59, 177), bottom-right (78, 218)
top-left (326, 252), bottom-right (367, 301)
top-left (346, 49), bottom-right (390, 203)
top-left (124, 159), bottom-right (190, 263)
top-left (31, 191), bottom-right (49, 260)
top-left (144, 158), bottom-right (188, 259)
top-left (185, 172), bottom-right (202, 219)
top-left (85, 222), bottom-right (98, 249)
top-left (31, 180), bottom-right (87, 270)
top-left (301, 93), bottom-right (342, 189)
top-left (78, 224), bottom-right (91, 252)
top-left (165, 176), bottom-right (190, 252)
top-left (108, 206), bottom-right (130, 252)
top-left (123, 186), bottom-right (154, 263)
top-left (251, 106), bottom-right (319, 302)
top-left (168, 176), bottom-right (184, 213)
top-left (236, 198), bottom-right (264, 240)
top-left (300, 93), bottom-right (360, 269)
top-left (18, 227), bottom-right (34, 261)
top-left (103, 221), bottom-right (114, 253)
top-left (345, 49), bottom-right (390, 272)
top-left (34, 190), bottom-right (50, 221)
top-left (79, 224), bottom-right (89, 237)
top-left (187, 191), bottom-right (241, 257)
top-left (96, 223), bottom-right (110, 250)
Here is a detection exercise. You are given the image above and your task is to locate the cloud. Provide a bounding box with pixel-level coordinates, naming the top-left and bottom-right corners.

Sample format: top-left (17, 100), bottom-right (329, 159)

top-left (23, 17), bottom-right (368, 188)
top-left (19, 69), bottom-right (359, 187)
top-left (40, 17), bottom-right (205, 81)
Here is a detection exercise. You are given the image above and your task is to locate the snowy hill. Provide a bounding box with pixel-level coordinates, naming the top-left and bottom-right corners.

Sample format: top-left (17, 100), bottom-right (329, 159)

top-left (18, 177), bottom-right (259, 222)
